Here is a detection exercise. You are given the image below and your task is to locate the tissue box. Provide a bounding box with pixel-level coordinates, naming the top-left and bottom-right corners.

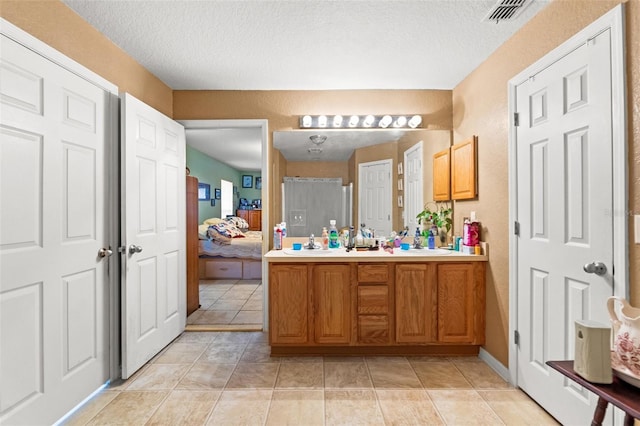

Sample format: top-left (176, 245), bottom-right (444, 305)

top-left (574, 320), bottom-right (612, 384)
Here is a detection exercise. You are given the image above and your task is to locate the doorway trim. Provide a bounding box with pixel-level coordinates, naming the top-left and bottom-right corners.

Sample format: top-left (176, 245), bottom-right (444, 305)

top-left (507, 4), bottom-right (627, 386)
top-left (179, 119), bottom-right (270, 329)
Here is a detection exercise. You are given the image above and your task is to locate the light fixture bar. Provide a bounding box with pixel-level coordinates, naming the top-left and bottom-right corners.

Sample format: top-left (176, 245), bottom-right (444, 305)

top-left (300, 115), bottom-right (422, 129)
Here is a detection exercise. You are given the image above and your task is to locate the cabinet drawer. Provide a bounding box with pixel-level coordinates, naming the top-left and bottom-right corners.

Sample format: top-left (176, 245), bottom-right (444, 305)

top-left (358, 286), bottom-right (388, 314)
top-left (357, 264), bottom-right (389, 282)
top-left (204, 260), bottom-right (242, 279)
top-left (358, 315), bottom-right (389, 343)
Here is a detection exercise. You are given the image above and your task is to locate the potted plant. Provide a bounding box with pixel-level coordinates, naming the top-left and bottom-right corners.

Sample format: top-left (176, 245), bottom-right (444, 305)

top-left (416, 202), bottom-right (452, 245)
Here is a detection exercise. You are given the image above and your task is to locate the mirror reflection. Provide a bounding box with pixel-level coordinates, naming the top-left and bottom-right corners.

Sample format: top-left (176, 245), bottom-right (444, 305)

top-left (273, 129), bottom-right (452, 239)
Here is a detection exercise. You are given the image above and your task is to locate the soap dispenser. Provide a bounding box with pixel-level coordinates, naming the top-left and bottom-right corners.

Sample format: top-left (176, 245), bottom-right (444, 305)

top-left (413, 227), bottom-right (422, 249)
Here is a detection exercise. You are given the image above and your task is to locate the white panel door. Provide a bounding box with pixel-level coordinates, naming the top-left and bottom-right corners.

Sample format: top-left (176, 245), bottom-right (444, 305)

top-left (0, 35), bottom-right (110, 425)
top-left (358, 160), bottom-right (392, 237)
top-left (515, 29), bottom-right (614, 425)
top-left (404, 141), bottom-right (423, 231)
top-left (121, 93), bottom-right (186, 378)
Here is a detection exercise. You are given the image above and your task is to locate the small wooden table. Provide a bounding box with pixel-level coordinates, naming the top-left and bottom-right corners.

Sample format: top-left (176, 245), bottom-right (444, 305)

top-left (547, 360), bottom-right (640, 426)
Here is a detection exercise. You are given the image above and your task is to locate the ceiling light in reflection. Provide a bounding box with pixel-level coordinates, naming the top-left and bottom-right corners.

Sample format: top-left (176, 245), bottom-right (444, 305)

top-left (393, 116), bottom-right (407, 127)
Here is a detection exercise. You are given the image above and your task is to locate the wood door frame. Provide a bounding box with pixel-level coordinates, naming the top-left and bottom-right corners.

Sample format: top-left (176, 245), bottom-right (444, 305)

top-left (0, 18), bottom-right (121, 384)
top-left (179, 119), bottom-right (269, 329)
top-left (357, 159), bottom-right (393, 236)
top-left (507, 4), bottom-right (627, 387)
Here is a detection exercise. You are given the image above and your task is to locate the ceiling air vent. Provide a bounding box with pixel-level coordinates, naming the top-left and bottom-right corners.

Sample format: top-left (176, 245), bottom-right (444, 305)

top-left (483, 0), bottom-right (532, 23)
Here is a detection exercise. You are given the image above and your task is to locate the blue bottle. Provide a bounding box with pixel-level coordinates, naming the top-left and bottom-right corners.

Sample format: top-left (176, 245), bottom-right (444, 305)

top-left (328, 220), bottom-right (339, 248)
top-left (427, 230), bottom-right (435, 250)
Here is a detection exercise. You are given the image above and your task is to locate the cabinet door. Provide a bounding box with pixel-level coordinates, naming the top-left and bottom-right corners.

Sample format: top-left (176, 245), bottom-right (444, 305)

top-left (248, 210), bottom-right (262, 230)
top-left (437, 263), bottom-right (484, 343)
top-left (451, 137), bottom-right (477, 200)
top-left (312, 264), bottom-right (352, 344)
top-left (270, 264), bottom-right (309, 344)
top-left (395, 264), bottom-right (437, 343)
top-left (433, 147), bottom-right (451, 201)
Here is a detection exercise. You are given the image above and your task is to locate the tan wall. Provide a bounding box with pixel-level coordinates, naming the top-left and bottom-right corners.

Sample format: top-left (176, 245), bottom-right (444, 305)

top-left (452, 0), bottom-right (640, 366)
top-left (0, 0), bottom-right (173, 116)
top-left (285, 161), bottom-right (350, 183)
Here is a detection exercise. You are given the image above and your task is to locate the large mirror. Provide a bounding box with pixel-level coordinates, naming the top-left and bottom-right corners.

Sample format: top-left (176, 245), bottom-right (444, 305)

top-left (273, 129), bottom-right (451, 239)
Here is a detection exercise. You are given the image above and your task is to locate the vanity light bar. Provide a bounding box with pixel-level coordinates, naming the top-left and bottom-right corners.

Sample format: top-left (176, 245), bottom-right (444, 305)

top-left (299, 114), bottom-right (422, 129)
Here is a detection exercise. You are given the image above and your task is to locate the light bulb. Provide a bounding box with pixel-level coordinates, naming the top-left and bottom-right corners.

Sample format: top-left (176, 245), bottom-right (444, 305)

top-left (349, 115), bottom-right (360, 127)
top-left (302, 115), bottom-right (312, 128)
top-left (379, 115), bottom-right (392, 128)
top-left (333, 115), bottom-right (343, 127)
top-left (318, 115), bottom-right (327, 127)
top-left (393, 116), bottom-right (407, 127)
top-left (363, 115), bottom-right (375, 127)
top-left (408, 115), bottom-right (422, 128)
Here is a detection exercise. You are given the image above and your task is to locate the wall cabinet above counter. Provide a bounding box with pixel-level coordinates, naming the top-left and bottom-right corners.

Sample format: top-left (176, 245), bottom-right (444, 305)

top-left (433, 136), bottom-right (478, 201)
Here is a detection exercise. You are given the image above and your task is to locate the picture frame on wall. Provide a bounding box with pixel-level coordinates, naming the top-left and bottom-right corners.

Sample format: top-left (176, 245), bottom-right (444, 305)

top-left (242, 175), bottom-right (253, 188)
top-left (255, 177), bottom-right (262, 190)
top-left (214, 188), bottom-right (221, 199)
top-left (210, 199), bottom-right (216, 206)
top-left (198, 183), bottom-right (210, 201)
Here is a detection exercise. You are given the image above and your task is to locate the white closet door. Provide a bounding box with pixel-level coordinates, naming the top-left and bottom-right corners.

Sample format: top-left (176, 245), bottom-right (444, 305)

top-left (121, 93), bottom-right (186, 379)
top-left (0, 34), bottom-right (110, 425)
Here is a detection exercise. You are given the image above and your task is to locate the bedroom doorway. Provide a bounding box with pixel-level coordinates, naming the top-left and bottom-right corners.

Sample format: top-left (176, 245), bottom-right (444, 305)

top-left (180, 119), bottom-right (269, 332)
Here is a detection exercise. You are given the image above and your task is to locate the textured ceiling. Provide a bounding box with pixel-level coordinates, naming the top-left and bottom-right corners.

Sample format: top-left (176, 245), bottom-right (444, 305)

top-left (62, 0), bottom-right (549, 169)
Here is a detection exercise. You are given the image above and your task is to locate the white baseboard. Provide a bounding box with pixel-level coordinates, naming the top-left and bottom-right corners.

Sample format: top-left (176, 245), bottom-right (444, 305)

top-left (479, 347), bottom-right (512, 385)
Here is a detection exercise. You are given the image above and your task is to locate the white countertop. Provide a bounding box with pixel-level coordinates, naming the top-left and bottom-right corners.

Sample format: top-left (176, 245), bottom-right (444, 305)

top-left (264, 246), bottom-right (488, 262)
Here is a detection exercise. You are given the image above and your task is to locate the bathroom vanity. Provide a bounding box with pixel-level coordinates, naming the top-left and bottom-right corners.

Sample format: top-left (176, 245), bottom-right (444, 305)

top-left (264, 247), bottom-right (488, 356)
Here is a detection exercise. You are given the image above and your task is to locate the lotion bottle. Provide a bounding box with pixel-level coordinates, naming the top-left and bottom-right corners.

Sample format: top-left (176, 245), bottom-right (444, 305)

top-left (321, 227), bottom-right (329, 250)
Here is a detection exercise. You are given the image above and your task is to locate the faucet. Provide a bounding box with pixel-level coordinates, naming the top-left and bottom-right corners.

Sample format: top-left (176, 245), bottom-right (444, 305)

top-left (307, 234), bottom-right (315, 249)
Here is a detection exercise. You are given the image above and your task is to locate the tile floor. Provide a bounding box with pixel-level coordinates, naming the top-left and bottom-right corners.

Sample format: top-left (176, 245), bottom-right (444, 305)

top-left (187, 280), bottom-right (263, 328)
top-left (63, 331), bottom-right (559, 425)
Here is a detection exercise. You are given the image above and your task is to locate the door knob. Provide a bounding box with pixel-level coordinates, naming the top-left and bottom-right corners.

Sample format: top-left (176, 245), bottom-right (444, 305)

top-left (128, 244), bottom-right (143, 254)
top-left (98, 248), bottom-right (113, 258)
top-left (583, 261), bottom-right (607, 276)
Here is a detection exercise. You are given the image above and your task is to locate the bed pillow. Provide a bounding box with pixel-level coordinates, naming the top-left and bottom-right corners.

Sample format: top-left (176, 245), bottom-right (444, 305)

top-left (198, 224), bottom-right (210, 240)
top-left (225, 216), bottom-right (250, 231)
top-left (203, 217), bottom-right (224, 225)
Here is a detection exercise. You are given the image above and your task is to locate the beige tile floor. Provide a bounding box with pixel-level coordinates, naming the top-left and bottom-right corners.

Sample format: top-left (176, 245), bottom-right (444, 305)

top-left (187, 280), bottom-right (263, 327)
top-left (63, 331), bottom-right (559, 425)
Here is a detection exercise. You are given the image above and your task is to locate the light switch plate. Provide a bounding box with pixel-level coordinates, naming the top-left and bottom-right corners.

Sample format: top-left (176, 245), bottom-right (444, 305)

top-left (635, 215), bottom-right (640, 244)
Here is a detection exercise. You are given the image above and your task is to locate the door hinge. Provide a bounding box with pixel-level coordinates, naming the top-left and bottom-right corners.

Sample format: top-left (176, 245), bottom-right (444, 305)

top-left (514, 221), bottom-right (520, 236)
top-left (514, 112), bottom-right (520, 127)
top-left (514, 330), bottom-right (520, 345)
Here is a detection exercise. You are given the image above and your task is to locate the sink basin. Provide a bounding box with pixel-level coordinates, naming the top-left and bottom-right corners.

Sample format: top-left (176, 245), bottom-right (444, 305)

top-left (283, 248), bottom-right (346, 256)
top-left (394, 247), bottom-right (453, 255)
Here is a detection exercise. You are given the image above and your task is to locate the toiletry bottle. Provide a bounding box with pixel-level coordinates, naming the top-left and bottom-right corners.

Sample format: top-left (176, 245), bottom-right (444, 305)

top-left (321, 227), bottom-right (329, 250)
top-left (427, 228), bottom-right (435, 250)
top-left (474, 244), bottom-right (481, 255)
top-left (414, 227), bottom-right (422, 248)
top-left (280, 222), bottom-right (287, 238)
top-left (328, 220), bottom-right (339, 248)
top-left (274, 225), bottom-right (282, 250)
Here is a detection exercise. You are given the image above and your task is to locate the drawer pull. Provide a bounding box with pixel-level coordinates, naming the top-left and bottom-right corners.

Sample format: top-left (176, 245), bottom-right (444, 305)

top-left (220, 267), bottom-right (228, 271)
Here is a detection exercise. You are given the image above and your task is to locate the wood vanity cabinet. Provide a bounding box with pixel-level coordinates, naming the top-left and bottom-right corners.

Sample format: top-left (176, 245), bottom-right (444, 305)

top-left (269, 264), bottom-right (309, 344)
top-left (268, 260), bottom-right (486, 354)
top-left (236, 209), bottom-right (261, 230)
top-left (437, 262), bottom-right (485, 344)
top-left (357, 264), bottom-right (393, 344)
top-left (312, 264), bottom-right (352, 344)
top-left (395, 264), bottom-right (437, 343)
